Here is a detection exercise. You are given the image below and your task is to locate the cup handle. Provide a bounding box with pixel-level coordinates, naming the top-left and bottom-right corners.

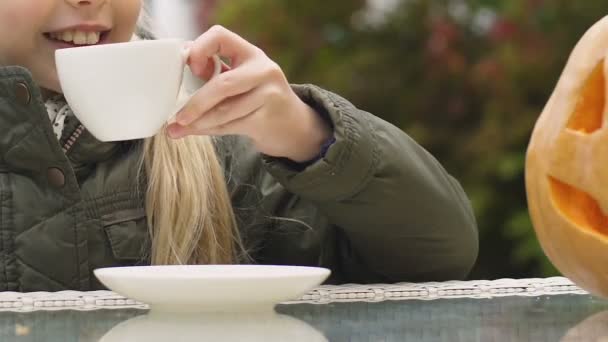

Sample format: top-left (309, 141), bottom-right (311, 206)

top-left (169, 51), bottom-right (223, 124)
top-left (209, 54), bottom-right (222, 79)
top-left (181, 43), bottom-right (222, 80)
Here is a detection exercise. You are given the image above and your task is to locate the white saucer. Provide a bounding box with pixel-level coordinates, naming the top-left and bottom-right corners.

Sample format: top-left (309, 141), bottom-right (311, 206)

top-left (94, 265), bottom-right (330, 312)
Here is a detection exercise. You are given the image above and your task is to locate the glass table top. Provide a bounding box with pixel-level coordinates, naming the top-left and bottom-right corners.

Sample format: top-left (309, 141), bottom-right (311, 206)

top-left (1, 293), bottom-right (607, 341)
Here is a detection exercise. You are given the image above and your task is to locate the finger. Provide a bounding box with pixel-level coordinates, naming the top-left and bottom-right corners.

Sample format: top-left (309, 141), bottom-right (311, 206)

top-left (190, 87), bottom-right (266, 132)
top-left (176, 61), bottom-right (266, 126)
top-left (168, 97), bottom-right (259, 139)
top-left (191, 57), bottom-right (233, 81)
top-left (196, 110), bottom-right (255, 137)
top-left (188, 25), bottom-right (260, 73)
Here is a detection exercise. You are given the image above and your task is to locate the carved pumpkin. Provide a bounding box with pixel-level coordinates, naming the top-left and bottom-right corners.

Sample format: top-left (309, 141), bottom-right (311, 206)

top-left (526, 16), bottom-right (608, 297)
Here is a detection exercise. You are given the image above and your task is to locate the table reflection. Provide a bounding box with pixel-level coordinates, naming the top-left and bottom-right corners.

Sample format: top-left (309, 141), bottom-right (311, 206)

top-left (99, 310), bottom-right (327, 342)
top-left (562, 310), bottom-right (608, 342)
top-left (2, 292), bottom-right (608, 341)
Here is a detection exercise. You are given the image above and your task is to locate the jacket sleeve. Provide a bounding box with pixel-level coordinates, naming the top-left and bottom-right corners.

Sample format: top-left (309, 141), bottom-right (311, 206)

top-left (259, 84), bottom-right (479, 283)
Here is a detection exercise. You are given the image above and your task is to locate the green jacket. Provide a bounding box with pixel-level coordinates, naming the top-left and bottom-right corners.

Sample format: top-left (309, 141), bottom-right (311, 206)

top-left (0, 66), bottom-right (478, 292)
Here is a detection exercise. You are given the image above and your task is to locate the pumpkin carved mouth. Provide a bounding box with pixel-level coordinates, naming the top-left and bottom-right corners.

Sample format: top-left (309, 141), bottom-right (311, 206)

top-left (567, 60), bottom-right (605, 134)
top-left (549, 176), bottom-right (608, 237)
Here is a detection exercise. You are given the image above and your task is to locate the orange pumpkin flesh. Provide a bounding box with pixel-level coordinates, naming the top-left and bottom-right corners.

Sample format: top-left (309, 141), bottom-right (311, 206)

top-left (549, 176), bottom-right (608, 237)
top-left (526, 16), bottom-right (608, 297)
top-left (567, 60), bottom-right (605, 133)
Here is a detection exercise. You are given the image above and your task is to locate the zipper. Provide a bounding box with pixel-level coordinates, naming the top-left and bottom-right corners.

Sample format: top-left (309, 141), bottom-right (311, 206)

top-left (62, 124), bottom-right (86, 154)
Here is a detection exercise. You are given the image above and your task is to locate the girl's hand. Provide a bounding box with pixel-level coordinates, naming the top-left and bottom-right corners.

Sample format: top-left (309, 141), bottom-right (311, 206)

top-left (167, 26), bottom-right (332, 163)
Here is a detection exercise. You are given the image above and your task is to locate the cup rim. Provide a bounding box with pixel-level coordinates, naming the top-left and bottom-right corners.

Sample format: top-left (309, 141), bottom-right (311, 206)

top-left (55, 38), bottom-right (186, 56)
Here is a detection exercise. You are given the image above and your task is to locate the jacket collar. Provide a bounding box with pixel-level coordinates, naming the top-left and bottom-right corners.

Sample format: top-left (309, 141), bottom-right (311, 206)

top-left (0, 66), bottom-right (128, 171)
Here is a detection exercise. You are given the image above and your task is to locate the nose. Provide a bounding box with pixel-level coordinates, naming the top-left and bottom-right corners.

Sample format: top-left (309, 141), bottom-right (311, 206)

top-left (66, 0), bottom-right (106, 7)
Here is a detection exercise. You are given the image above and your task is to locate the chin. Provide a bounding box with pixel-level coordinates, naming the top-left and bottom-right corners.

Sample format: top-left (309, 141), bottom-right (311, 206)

top-left (38, 73), bottom-right (63, 95)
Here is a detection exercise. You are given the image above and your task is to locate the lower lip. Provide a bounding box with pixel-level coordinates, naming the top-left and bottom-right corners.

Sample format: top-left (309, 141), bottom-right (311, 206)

top-left (44, 31), bottom-right (111, 49)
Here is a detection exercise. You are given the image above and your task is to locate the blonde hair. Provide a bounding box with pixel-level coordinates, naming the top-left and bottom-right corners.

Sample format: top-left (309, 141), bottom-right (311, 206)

top-left (137, 5), bottom-right (243, 265)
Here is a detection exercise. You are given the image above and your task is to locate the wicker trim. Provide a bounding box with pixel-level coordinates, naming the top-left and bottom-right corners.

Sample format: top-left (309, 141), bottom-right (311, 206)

top-left (0, 277), bottom-right (587, 312)
top-left (290, 276), bottom-right (587, 304)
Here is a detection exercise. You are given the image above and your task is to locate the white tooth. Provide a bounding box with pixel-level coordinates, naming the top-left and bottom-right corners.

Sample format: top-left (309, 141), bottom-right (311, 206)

top-left (62, 31), bottom-right (74, 42)
top-left (86, 32), bottom-right (100, 44)
top-left (73, 31), bottom-right (87, 45)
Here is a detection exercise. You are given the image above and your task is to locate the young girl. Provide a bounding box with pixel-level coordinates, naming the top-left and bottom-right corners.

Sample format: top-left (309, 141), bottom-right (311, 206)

top-left (0, 0), bottom-right (478, 292)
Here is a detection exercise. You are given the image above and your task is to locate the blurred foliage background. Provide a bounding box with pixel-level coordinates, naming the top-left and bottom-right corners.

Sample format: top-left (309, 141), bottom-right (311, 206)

top-left (198, 0), bottom-right (608, 279)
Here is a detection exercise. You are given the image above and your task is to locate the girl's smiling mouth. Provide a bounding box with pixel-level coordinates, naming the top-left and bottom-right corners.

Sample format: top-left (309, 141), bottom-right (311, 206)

top-left (43, 25), bottom-right (111, 48)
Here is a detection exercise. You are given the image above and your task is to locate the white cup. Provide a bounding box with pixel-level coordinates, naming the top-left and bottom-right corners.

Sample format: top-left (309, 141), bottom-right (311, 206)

top-left (55, 39), bottom-right (221, 142)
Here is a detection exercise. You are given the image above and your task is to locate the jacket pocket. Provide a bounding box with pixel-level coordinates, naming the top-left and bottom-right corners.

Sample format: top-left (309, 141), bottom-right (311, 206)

top-left (101, 208), bottom-right (149, 261)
